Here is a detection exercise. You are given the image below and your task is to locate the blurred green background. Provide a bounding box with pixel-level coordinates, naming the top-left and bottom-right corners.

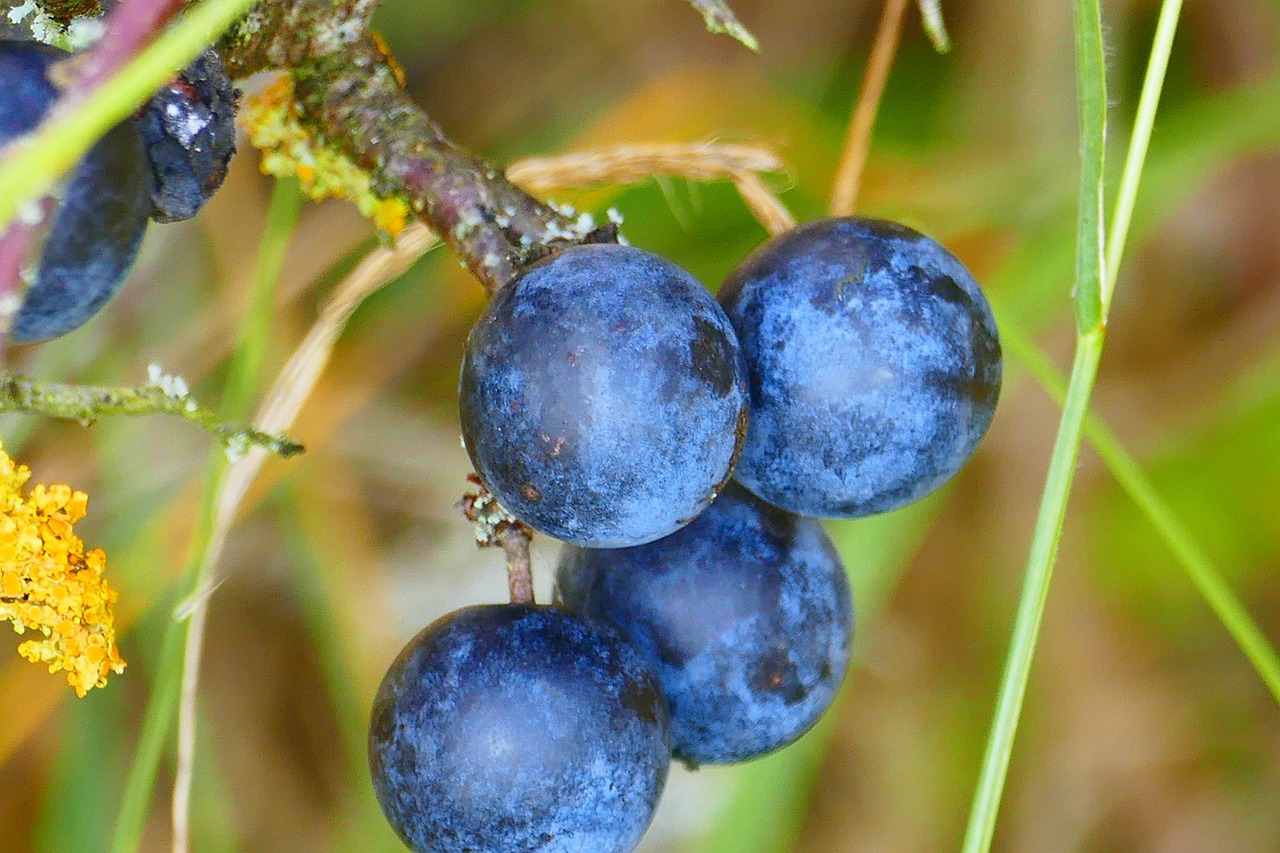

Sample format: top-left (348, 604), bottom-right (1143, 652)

top-left (2, 0), bottom-right (1279, 850)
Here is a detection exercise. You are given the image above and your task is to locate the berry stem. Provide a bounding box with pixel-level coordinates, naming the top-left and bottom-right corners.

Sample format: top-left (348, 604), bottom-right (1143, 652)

top-left (500, 529), bottom-right (535, 606)
top-left (460, 475), bottom-right (537, 604)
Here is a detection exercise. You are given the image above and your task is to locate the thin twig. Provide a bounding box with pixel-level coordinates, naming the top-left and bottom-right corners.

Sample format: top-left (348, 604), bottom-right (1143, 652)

top-left (829, 0), bottom-right (910, 217)
top-left (0, 220), bottom-right (40, 359)
top-left (731, 170), bottom-right (796, 235)
top-left (0, 369), bottom-right (303, 457)
top-left (290, 38), bottom-right (582, 295)
top-left (507, 142), bottom-right (784, 190)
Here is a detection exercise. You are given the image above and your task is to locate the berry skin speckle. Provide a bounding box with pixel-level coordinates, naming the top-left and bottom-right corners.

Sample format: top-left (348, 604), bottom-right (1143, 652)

top-left (368, 604), bottom-right (671, 853)
top-left (459, 243), bottom-right (748, 548)
top-left (556, 482), bottom-right (853, 766)
top-left (719, 216), bottom-right (1002, 518)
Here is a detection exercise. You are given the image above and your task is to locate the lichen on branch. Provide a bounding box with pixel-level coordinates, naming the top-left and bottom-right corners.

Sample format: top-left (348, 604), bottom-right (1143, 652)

top-left (290, 36), bottom-right (592, 293)
top-left (218, 0), bottom-right (597, 294)
top-left (0, 368), bottom-right (304, 459)
top-left (0, 440), bottom-right (125, 697)
top-left (34, 0), bottom-right (101, 23)
top-left (241, 74), bottom-right (411, 235)
top-left (217, 0), bottom-right (381, 79)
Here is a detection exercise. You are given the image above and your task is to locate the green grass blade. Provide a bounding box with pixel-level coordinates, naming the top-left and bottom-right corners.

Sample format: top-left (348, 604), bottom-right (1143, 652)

top-left (275, 487), bottom-right (407, 853)
top-left (961, 334), bottom-right (1104, 853)
top-left (1001, 323), bottom-right (1280, 703)
top-left (964, 0), bottom-right (1187, 847)
top-left (1070, 0), bottom-right (1108, 334)
top-left (1105, 0), bottom-right (1184, 302)
top-left (962, 0), bottom-right (1110, 848)
top-left (0, 0), bottom-right (260, 230)
top-left (110, 476), bottom-right (224, 853)
top-left (222, 180), bottom-right (304, 421)
top-left (110, 180), bottom-right (301, 853)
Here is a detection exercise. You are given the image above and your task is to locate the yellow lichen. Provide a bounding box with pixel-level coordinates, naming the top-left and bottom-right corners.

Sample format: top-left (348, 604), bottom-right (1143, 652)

top-left (0, 441), bottom-right (125, 697)
top-left (241, 75), bottom-right (411, 237)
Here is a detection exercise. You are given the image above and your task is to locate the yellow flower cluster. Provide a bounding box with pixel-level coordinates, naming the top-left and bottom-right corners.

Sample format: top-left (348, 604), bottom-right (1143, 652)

top-left (0, 442), bottom-right (125, 697)
top-left (241, 75), bottom-right (411, 236)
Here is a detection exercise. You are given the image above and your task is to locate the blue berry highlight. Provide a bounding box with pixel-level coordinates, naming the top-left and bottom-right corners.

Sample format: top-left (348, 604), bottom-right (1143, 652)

top-left (556, 482), bottom-right (853, 766)
top-left (459, 243), bottom-right (749, 548)
top-left (1, 41), bottom-right (150, 344)
top-left (135, 48), bottom-right (238, 223)
top-left (719, 216), bottom-right (1002, 518)
top-left (368, 604), bottom-right (671, 853)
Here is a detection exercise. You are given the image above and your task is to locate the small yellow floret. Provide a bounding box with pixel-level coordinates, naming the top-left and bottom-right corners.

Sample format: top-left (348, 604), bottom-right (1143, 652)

top-left (241, 75), bottom-right (411, 237)
top-left (0, 441), bottom-right (125, 697)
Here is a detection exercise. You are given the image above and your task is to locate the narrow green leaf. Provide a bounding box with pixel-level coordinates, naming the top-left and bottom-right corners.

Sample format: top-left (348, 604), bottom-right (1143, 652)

top-left (1104, 0), bottom-right (1184, 304)
top-left (1071, 0), bottom-right (1107, 334)
top-left (961, 333), bottom-right (1104, 853)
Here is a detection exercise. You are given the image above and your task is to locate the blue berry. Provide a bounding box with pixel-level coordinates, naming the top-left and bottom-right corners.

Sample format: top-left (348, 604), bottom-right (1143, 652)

top-left (369, 604), bottom-right (671, 853)
top-left (459, 243), bottom-right (749, 548)
top-left (134, 48), bottom-right (238, 223)
top-left (1, 41), bottom-right (150, 344)
top-left (556, 482), bottom-right (853, 766)
top-left (719, 216), bottom-right (1002, 518)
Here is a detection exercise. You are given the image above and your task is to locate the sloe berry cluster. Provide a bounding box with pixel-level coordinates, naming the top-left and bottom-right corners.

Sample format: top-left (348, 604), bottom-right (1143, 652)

top-left (370, 218), bottom-right (1001, 852)
top-left (0, 41), bottom-right (238, 344)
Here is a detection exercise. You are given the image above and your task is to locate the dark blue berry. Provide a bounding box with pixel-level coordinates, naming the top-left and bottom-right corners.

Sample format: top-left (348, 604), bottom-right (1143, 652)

top-left (0, 41), bottom-right (150, 344)
top-left (719, 216), bottom-right (1002, 518)
top-left (459, 243), bottom-right (749, 548)
top-left (368, 604), bottom-right (671, 853)
top-left (134, 48), bottom-right (238, 223)
top-left (556, 482), bottom-right (853, 766)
